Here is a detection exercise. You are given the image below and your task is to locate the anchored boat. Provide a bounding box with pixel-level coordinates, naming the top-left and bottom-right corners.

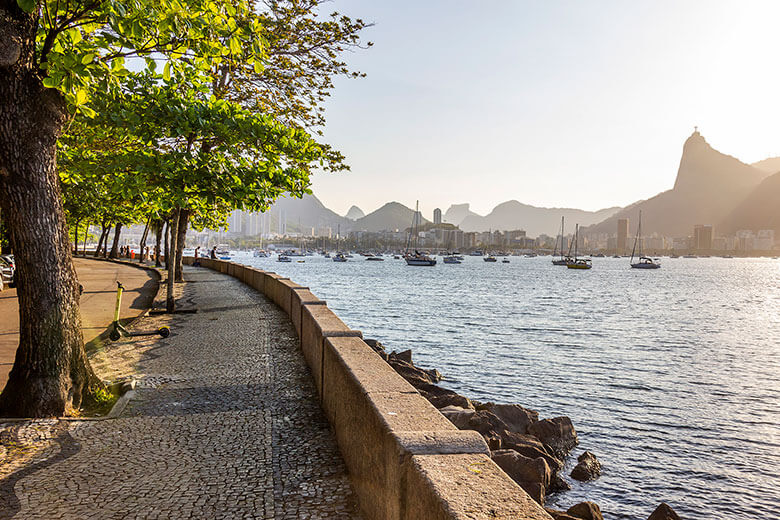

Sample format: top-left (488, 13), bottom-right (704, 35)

top-left (630, 211), bottom-right (660, 269)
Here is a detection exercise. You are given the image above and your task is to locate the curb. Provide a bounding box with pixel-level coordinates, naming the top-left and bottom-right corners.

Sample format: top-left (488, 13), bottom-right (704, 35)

top-left (76, 256), bottom-right (166, 352)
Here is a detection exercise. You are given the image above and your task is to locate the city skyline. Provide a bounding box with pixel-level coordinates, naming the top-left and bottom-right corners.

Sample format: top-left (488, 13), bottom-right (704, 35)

top-left (309, 0), bottom-right (780, 218)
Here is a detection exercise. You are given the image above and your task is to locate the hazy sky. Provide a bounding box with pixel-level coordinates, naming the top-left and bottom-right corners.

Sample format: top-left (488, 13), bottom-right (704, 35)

top-left (308, 1), bottom-right (780, 219)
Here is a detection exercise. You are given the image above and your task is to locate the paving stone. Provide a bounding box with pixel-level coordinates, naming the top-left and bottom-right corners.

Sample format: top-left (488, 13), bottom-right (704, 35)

top-left (0, 266), bottom-right (362, 519)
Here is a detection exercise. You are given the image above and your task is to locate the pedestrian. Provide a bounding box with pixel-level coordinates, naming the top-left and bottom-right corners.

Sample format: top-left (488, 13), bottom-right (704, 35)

top-left (210, 246), bottom-right (217, 259)
top-left (193, 246), bottom-right (201, 267)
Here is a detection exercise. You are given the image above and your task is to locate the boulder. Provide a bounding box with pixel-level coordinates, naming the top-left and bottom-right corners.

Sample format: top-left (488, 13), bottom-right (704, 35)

top-left (416, 382), bottom-right (473, 409)
top-left (647, 503), bottom-right (681, 520)
top-left (528, 416), bottom-right (578, 459)
top-left (465, 410), bottom-right (511, 436)
top-left (389, 360), bottom-right (441, 386)
top-left (479, 402), bottom-right (539, 434)
top-left (571, 451), bottom-right (601, 482)
top-left (364, 338), bottom-right (389, 361)
top-left (500, 431), bottom-right (563, 474)
top-left (566, 501), bottom-right (603, 520)
top-left (550, 473), bottom-right (571, 492)
top-left (390, 349), bottom-right (413, 363)
top-left (439, 406), bottom-right (475, 430)
top-left (491, 449), bottom-right (551, 505)
top-left (545, 509), bottom-right (581, 520)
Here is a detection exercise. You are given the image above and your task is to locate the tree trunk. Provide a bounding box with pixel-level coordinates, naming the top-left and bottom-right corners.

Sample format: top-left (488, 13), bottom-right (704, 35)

top-left (108, 223), bottom-right (122, 259)
top-left (154, 219), bottom-right (163, 267)
top-left (138, 216), bottom-right (151, 264)
top-left (94, 220), bottom-right (108, 257)
top-left (0, 4), bottom-right (103, 417)
top-left (174, 209), bottom-right (190, 282)
top-left (82, 224), bottom-right (88, 256)
top-left (163, 219), bottom-right (170, 270)
top-left (166, 208), bottom-right (180, 312)
top-left (73, 219), bottom-right (80, 255)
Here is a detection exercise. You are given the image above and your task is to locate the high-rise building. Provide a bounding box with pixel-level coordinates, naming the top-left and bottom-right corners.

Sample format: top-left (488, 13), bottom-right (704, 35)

top-left (693, 225), bottom-right (713, 250)
top-left (433, 208), bottom-right (442, 225)
top-left (617, 219), bottom-right (629, 254)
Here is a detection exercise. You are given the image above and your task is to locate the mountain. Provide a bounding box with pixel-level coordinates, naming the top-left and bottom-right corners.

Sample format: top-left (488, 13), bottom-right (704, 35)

top-left (268, 194), bottom-right (349, 232)
top-left (351, 202), bottom-right (430, 232)
top-left (457, 201), bottom-right (620, 237)
top-left (751, 157), bottom-right (780, 174)
top-left (345, 205), bottom-right (365, 220)
top-left (443, 203), bottom-right (480, 226)
top-left (586, 130), bottom-right (772, 237)
top-left (720, 171), bottom-right (780, 234)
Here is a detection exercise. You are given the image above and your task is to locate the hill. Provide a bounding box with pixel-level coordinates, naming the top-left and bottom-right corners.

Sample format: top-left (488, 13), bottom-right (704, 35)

top-left (351, 202), bottom-right (430, 232)
top-left (457, 200), bottom-right (620, 237)
top-left (268, 194), bottom-right (350, 233)
top-left (751, 157), bottom-right (780, 174)
top-left (443, 203), bottom-right (480, 226)
top-left (345, 205), bottom-right (365, 220)
top-left (586, 131), bottom-right (771, 237)
top-left (720, 171), bottom-right (780, 234)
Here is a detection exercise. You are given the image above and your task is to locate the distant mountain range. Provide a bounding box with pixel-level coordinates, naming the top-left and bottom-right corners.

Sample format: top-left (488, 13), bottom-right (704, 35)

top-left (449, 201), bottom-right (620, 237)
top-left (585, 131), bottom-right (776, 237)
top-left (265, 133), bottom-right (779, 238)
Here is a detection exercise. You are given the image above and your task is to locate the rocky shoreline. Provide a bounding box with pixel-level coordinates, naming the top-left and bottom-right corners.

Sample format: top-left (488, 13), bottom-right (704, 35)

top-left (364, 339), bottom-right (682, 520)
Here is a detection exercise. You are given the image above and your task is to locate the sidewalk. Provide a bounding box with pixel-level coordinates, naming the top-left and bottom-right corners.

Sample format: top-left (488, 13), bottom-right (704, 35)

top-left (0, 265), bottom-right (362, 519)
top-left (0, 257), bottom-right (159, 389)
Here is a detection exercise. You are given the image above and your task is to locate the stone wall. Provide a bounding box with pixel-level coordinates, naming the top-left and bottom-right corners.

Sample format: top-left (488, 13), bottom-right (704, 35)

top-left (184, 257), bottom-right (553, 520)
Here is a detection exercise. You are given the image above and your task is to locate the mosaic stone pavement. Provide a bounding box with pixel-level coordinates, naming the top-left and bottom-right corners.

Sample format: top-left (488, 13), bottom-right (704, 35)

top-left (0, 266), bottom-right (362, 519)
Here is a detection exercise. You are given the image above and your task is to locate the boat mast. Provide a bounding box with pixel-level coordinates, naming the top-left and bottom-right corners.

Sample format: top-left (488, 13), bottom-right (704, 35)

top-left (630, 211), bottom-right (641, 262)
top-left (405, 201), bottom-right (418, 255)
top-left (573, 224), bottom-right (579, 260)
top-left (559, 216), bottom-right (565, 259)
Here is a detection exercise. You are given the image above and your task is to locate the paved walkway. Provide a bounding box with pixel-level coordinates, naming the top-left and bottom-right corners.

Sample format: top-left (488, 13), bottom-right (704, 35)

top-left (0, 257), bottom-right (158, 389)
top-left (0, 266), bottom-right (362, 519)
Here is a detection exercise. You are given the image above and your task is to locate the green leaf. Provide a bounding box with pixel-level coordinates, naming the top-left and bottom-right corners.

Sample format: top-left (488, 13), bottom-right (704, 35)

top-left (42, 77), bottom-right (58, 88)
top-left (81, 54), bottom-right (95, 65)
top-left (75, 89), bottom-right (87, 105)
top-left (163, 62), bottom-right (171, 81)
top-left (16, 0), bottom-right (36, 13)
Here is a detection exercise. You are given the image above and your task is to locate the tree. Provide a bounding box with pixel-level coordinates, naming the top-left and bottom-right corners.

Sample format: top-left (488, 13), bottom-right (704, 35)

top-left (82, 78), bottom-right (327, 309)
top-left (0, 0), bottom-right (265, 417)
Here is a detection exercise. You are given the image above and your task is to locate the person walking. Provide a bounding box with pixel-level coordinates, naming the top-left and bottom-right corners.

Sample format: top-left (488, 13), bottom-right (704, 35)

top-left (210, 246), bottom-right (217, 260)
top-left (193, 246), bottom-right (201, 267)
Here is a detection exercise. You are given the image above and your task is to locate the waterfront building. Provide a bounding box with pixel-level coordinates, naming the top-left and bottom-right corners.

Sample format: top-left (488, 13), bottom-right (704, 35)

top-left (433, 208), bottom-right (442, 225)
top-left (617, 218), bottom-right (629, 254)
top-left (755, 230), bottom-right (775, 251)
top-left (506, 230), bottom-right (527, 244)
top-left (693, 225), bottom-right (713, 250)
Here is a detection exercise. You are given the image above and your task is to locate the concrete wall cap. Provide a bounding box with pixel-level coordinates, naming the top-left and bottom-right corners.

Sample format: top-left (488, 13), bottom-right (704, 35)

top-left (322, 330), bottom-right (363, 339)
top-left (394, 430), bottom-right (489, 457)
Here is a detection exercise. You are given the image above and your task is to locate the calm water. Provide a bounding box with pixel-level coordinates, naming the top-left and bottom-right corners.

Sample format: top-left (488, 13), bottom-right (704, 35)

top-left (235, 253), bottom-right (780, 520)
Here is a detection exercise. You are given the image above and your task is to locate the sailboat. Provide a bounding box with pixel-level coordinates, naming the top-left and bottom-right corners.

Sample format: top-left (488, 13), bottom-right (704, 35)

top-left (630, 211), bottom-right (660, 269)
top-left (405, 201), bottom-right (436, 266)
top-left (566, 224), bottom-right (592, 269)
top-left (552, 216), bottom-right (570, 266)
top-left (333, 224), bottom-right (347, 262)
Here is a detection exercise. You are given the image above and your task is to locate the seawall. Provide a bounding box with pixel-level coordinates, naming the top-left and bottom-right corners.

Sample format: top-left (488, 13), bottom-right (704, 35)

top-left (184, 257), bottom-right (553, 520)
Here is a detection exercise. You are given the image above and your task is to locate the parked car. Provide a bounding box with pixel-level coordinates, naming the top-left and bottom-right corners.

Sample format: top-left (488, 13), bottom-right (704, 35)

top-left (0, 257), bottom-right (13, 291)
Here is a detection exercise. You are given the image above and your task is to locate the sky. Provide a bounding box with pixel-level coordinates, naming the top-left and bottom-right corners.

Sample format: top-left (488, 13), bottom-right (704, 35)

top-left (307, 1), bottom-right (780, 219)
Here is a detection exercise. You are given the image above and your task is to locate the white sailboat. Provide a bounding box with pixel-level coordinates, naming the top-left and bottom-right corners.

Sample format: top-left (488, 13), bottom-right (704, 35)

top-left (552, 216), bottom-right (570, 266)
top-left (566, 224), bottom-right (592, 269)
top-left (405, 201), bottom-right (436, 266)
top-left (630, 211), bottom-right (660, 269)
